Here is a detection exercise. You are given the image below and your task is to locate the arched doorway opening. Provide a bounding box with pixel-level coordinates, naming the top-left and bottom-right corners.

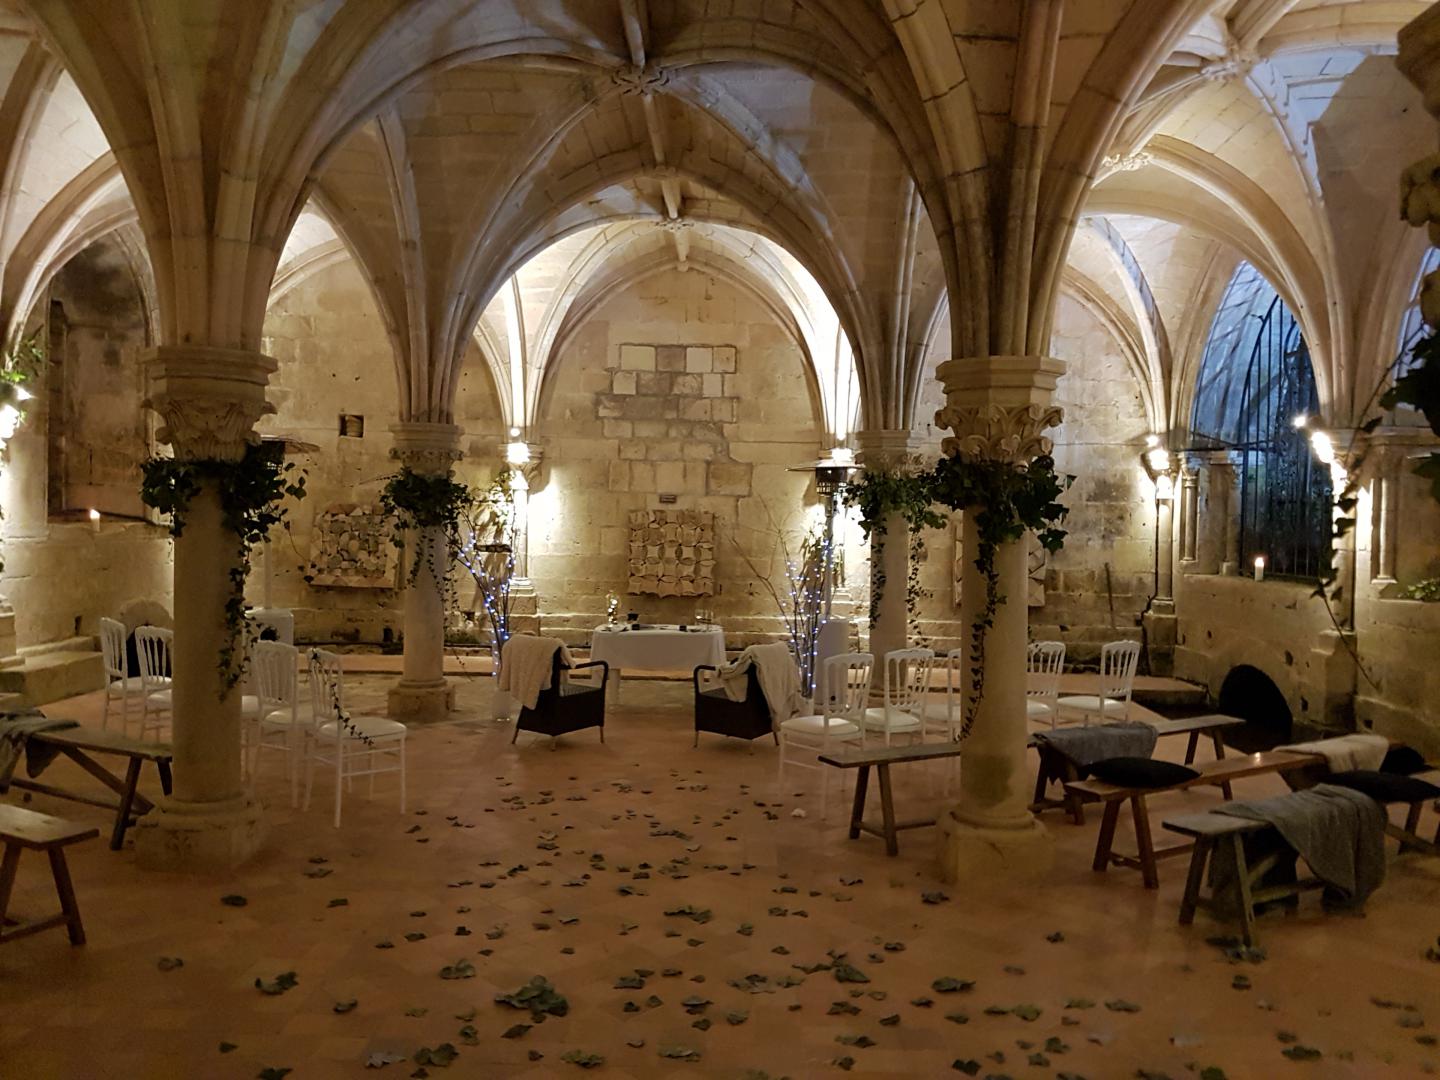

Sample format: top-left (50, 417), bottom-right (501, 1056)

top-left (1218, 664), bottom-right (1292, 752)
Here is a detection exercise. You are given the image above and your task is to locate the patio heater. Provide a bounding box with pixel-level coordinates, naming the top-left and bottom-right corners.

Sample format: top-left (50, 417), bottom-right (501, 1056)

top-left (790, 450), bottom-right (856, 701)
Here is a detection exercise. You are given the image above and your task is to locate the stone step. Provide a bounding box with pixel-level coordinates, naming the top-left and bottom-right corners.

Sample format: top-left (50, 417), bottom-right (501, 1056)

top-left (0, 649), bottom-right (105, 707)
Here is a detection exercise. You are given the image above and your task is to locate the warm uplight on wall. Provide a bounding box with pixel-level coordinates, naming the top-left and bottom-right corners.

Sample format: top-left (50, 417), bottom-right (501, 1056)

top-left (505, 441), bottom-right (530, 466)
top-left (88, 508), bottom-right (100, 534)
top-left (1155, 473), bottom-right (1174, 501)
top-left (1309, 429), bottom-right (1335, 465)
top-left (1145, 447), bottom-right (1171, 477)
top-left (1292, 413), bottom-right (1309, 429)
top-left (508, 426), bottom-right (521, 439)
top-left (1254, 555), bottom-right (1266, 581)
top-left (826, 446), bottom-right (855, 466)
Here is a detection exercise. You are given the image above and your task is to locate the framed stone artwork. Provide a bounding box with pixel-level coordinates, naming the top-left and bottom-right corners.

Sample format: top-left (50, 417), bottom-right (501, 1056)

top-left (306, 502), bottom-right (398, 588)
top-left (627, 508), bottom-right (715, 597)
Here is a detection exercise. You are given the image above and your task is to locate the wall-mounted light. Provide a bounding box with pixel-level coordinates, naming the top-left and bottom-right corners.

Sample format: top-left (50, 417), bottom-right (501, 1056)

top-left (1154, 473), bottom-right (1174, 501)
top-left (508, 426), bottom-right (521, 439)
top-left (1292, 413), bottom-right (1309, 429)
top-left (1253, 555), bottom-right (1265, 582)
top-left (88, 508), bottom-right (101, 534)
top-left (1309, 429), bottom-right (1335, 466)
top-left (505, 441), bottom-right (530, 466)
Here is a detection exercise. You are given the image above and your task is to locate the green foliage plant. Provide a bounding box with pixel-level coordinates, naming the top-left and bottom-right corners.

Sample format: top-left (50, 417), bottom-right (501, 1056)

top-left (140, 441), bottom-right (307, 693)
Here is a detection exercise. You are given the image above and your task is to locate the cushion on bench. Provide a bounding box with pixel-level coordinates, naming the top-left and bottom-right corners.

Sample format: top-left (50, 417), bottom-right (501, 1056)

top-left (1380, 746), bottom-right (1429, 776)
top-left (1087, 757), bottom-right (1199, 789)
top-left (1324, 769), bottom-right (1440, 803)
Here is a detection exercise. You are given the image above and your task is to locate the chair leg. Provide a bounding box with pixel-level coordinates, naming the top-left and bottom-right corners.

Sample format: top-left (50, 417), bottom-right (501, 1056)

top-left (398, 737), bottom-right (406, 815)
top-left (1178, 837), bottom-right (1211, 926)
top-left (1092, 800), bottom-right (1121, 872)
top-left (47, 848), bottom-right (85, 946)
top-left (101, 693), bottom-right (110, 731)
top-left (333, 741), bottom-right (343, 828)
top-left (1130, 795), bottom-right (1159, 889)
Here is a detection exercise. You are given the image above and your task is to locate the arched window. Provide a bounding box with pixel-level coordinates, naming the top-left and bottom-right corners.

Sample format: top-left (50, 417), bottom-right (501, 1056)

top-left (1191, 263), bottom-right (1331, 580)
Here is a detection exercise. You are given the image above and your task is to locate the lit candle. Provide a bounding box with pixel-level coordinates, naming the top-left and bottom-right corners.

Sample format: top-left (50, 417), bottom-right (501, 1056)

top-left (88, 508), bottom-right (100, 534)
top-left (1253, 555), bottom-right (1265, 582)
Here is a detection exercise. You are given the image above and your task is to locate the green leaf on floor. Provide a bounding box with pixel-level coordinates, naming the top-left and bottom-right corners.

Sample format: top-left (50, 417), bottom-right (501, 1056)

top-left (221, 894), bottom-right (247, 907)
top-left (495, 976), bottom-right (569, 1019)
top-left (501, 1024), bottom-right (530, 1039)
top-left (659, 1046), bottom-right (702, 1060)
top-left (404, 1007), bottom-right (428, 1018)
top-left (921, 891), bottom-right (949, 904)
top-left (614, 973), bottom-right (645, 989)
top-left (831, 958), bottom-right (869, 984)
top-left (1011, 1004), bottom-right (1041, 1022)
top-left (439, 959), bottom-right (476, 980)
top-left (218, 1042), bottom-right (237, 1053)
top-left (1064, 998), bottom-right (1095, 1009)
top-left (1199, 1068), bottom-right (1229, 1080)
top-left (254, 971), bottom-right (298, 995)
top-left (157, 956), bottom-right (184, 972)
top-left (1281, 1046), bottom-right (1322, 1062)
top-left (404, 932), bottom-right (427, 943)
top-left (458, 1025), bottom-right (478, 1046)
top-left (413, 1043), bottom-right (458, 1067)
top-left (364, 1051), bottom-right (407, 1068)
top-left (257, 1069), bottom-right (291, 1080)
top-left (560, 1050), bottom-right (605, 1068)
top-left (1046, 931), bottom-right (1065, 943)
top-left (944, 1012), bottom-right (969, 1024)
top-left (835, 1034), bottom-right (874, 1048)
top-left (1103, 999), bottom-right (1140, 1013)
top-left (932, 977), bottom-right (974, 993)
top-left (879, 1014), bottom-right (899, 1027)
top-left (951, 1061), bottom-right (980, 1076)
top-left (832, 1056), bottom-right (855, 1071)
top-left (726, 1010), bottom-right (749, 1026)
top-left (333, 999), bottom-right (358, 1014)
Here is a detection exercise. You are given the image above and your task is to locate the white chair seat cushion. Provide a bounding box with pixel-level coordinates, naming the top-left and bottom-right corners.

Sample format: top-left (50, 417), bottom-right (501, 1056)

top-left (108, 676), bottom-right (145, 695)
top-left (919, 701), bottom-right (954, 722)
top-left (259, 706), bottom-right (311, 729)
top-left (318, 715), bottom-right (407, 740)
top-left (1057, 695), bottom-right (1127, 716)
top-left (146, 688), bottom-right (172, 708)
top-left (1026, 699), bottom-right (1056, 720)
top-left (861, 706), bottom-right (922, 732)
top-left (780, 715), bottom-right (860, 737)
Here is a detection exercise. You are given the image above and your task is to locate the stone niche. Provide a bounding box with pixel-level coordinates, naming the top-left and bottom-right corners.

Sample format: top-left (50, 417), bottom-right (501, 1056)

top-left (306, 502), bottom-right (397, 588)
top-left (627, 509), bottom-right (715, 597)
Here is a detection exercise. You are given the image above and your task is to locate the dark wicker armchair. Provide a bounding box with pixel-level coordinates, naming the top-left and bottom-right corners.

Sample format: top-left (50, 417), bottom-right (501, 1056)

top-left (513, 651), bottom-right (609, 747)
top-left (692, 664), bottom-right (777, 748)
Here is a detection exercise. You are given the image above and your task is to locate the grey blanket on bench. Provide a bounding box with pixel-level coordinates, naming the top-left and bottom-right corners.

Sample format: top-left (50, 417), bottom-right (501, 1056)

top-left (1214, 782), bottom-right (1386, 911)
top-left (1033, 721), bottom-right (1157, 769)
top-left (0, 711), bottom-right (80, 793)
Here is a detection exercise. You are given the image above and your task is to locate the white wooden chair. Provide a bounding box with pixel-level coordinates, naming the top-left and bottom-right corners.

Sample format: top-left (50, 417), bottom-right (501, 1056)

top-left (861, 648), bottom-right (934, 747)
top-left (133, 626), bottom-right (173, 741)
top-left (1026, 640), bottom-right (1066, 728)
top-left (99, 617), bottom-right (142, 732)
top-left (919, 647), bottom-right (965, 742)
top-left (250, 641), bottom-right (310, 806)
top-left (778, 652), bottom-right (870, 818)
top-left (1057, 639), bottom-right (1140, 726)
top-left (304, 649), bottom-right (407, 828)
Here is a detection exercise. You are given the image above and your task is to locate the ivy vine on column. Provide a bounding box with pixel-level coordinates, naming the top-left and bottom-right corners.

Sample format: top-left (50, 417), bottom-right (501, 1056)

top-left (927, 454), bottom-right (1072, 742)
top-left (380, 465), bottom-right (474, 590)
top-left (140, 441), bottom-right (307, 693)
top-left (841, 465), bottom-right (945, 625)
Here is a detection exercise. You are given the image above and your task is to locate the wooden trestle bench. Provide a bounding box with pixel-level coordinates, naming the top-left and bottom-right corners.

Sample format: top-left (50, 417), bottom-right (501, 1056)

top-left (1062, 749), bottom-right (1324, 888)
top-left (0, 803), bottom-right (97, 946)
top-left (1030, 713), bottom-right (1246, 824)
top-left (819, 742), bottom-right (965, 856)
top-left (7, 726), bottom-right (173, 850)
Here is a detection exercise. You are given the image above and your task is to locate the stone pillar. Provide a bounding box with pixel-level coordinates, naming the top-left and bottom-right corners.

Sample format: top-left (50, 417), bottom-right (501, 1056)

top-left (387, 422), bottom-right (461, 722)
top-left (1178, 464), bottom-right (1200, 566)
top-left (1143, 468), bottom-right (1178, 676)
top-left (1370, 450), bottom-right (1398, 584)
top-left (1210, 453), bottom-right (1241, 575)
top-left (853, 430), bottom-right (924, 669)
top-left (932, 355), bottom-right (1064, 884)
top-left (134, 346), bottom-right (276, 871)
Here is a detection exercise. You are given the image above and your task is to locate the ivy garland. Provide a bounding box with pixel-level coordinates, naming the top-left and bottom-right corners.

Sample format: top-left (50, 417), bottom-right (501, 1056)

top-left (842, 466), bottom-right (945, 623)
top-left (140, 441), bottom-right (307, 693)
top-left (927, 453), bottom-right (1072, 742)
top-left (380, 465), bottom-right (474, 589)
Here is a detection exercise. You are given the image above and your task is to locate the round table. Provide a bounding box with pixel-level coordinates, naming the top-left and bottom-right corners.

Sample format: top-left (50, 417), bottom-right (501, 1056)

top-left (588, 624), bottom-right (726, 696)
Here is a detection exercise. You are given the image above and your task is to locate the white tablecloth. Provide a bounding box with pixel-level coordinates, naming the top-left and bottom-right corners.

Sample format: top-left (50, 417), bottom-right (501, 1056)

top-left (589, 624), bottom-right (726, 675)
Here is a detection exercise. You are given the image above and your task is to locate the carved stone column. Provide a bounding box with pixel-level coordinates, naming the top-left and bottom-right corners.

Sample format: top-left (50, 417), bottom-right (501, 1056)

top-left (387, 422), bottom-right (461, 722)
top-left (932, 355), bottom-right (1064, 884)
top-left (134, 346), bottom-right (276, 871)
top-left (1178, 463), bottom-right (1200, 566)
top-left (1208, 452), bottom-right (1242, 575)
top-left (853, 429), bottom-right (925, 676)
top-left (1369, 447), bottom-right (1399, 584)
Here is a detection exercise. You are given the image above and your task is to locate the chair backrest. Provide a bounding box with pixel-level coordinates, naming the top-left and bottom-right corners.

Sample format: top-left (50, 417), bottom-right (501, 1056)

top-left (308, 648), bottom-right (345, 723)
top-left (883, 648), bottom-right (935, 713)
top-left (1099, 640), bottom-right (1141, 701)
top-left (820, 652), bottom-right (873, 720)
top-left (254, 641), bottom-right (300, 722)
top-left (1026, 641), bottom-right (1065, 699)
top-left (99, 617), bottom-right (126, 679)
top-left (134, 627), bottom-right (173, 689)
top-left (942, 648), bottom-right (966, 702)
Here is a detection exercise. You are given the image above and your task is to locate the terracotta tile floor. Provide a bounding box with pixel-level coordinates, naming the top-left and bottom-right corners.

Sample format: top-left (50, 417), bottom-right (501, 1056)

top-left (3, 675), bottom-right (1439, 1079)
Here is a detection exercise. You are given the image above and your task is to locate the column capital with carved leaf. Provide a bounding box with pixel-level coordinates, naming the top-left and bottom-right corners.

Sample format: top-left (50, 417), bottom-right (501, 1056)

top-left (934, 355), bottom-right (1066, 463)
top-left (143, 346), bottom-right (277, 462)
top-left (390, 421), bottom-right (463, 474)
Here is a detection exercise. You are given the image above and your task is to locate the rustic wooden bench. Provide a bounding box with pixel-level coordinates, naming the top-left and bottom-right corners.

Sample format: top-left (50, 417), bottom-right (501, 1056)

top-left (1161, 811), bottom-right (1319, 947)
top-left (0, 803), bottom-right (98, 946)
top-left (1063, 750), bottom-right (1322, 888)
top-left (1030, 713), bottom-right (1246, 825)
top-left (8, 726), bottom-right (173, 850)
top-left (819, 742), bottom-right (965, 856)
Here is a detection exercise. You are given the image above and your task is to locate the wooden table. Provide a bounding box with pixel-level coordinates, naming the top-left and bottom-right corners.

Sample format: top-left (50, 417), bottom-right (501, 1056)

top-left (1030, 713), bottom-right (1246, 825)
top-left (820, 742), bottom-right (965, 856)
top-left (0, 803), bottom-right (98, 946)
top-left (8, 726), bottom-right (173, 850)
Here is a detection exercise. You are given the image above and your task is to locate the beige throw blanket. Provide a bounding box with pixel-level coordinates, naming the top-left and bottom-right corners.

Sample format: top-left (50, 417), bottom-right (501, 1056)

top-left (718, 642), bottom-right (801, 727)
top-left (1278, 733), bottom-right (1388, 773)
top-left (499, 634), bottom-right (575, 711)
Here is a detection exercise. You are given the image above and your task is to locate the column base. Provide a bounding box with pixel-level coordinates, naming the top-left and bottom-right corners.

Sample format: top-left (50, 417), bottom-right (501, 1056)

top-left (134, 793), bottom-right (265, 872)
top-left (935, 806), bottom-right (1054, 886)
top-left (387, 678), bottom-right (457, 723)
top-left (1142, 609), bottom-right (1177, 677)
